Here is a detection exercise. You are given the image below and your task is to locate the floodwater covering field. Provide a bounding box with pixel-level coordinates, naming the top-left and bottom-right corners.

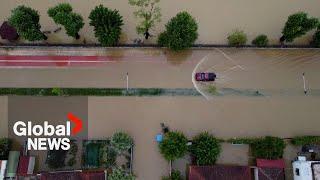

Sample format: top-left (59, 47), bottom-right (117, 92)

top-left (0, 48), bottom-right (319, 179)
top-left (0, 0), bottom-right (320, 44)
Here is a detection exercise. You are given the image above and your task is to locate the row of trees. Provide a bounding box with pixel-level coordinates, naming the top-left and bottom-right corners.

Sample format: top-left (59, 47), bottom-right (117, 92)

top-left (5, 3), bottom-right (320, 50)
top-left (227, 12), bottom-right (320, 47)
top-left (7, 4), bottom-right (124, 46)
top-left (6, 2), bottom-right (198, 51)
top-left (158, 132), bottom-right (287, 180)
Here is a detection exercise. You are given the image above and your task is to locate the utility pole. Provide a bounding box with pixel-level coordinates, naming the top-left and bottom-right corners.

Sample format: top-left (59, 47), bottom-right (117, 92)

top-left (126, 72), bottom-right (129, 91)
top-left (302, 72), bottom-right (307, 95)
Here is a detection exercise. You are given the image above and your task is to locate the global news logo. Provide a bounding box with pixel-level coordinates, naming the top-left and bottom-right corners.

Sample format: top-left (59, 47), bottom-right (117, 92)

top-left (12, 113), bottom-right (83, 151)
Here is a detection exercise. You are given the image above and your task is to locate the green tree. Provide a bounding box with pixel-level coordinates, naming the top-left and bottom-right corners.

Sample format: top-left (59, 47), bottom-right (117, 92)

top-left (281, 12), bottom-right (318, 43)
top-left (0, 138), bottom-right (12, 160)
top-left (111, 132), bottom-right (134, 154)
top-left (251, 136), bottom-right (286, 160)
top-left (227, 30), bottom-right (247, 46)
top-left (89, 5), bottom-right (124, 46)
top-left (108, 167), bottom-right (135, 180)
top-left (128, 0), bottom-right (161, 39)
top-left (8, 6), bottom-right (46, 41)
top-left (48, 3), bottom-right (84, 39)
top-left (162, 170), bottom-right (183, 180)
top-left (189, 132), bottom-right (221, 165)
top-left (159, 131), bottom-right (188, 161)
top-left (158, 12), bottom-right (198, 51)
top-left (252, 34), bottom-right (269, 47)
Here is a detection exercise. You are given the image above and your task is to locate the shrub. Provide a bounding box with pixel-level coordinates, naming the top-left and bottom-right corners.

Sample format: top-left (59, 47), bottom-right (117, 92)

top-left (89, 5), bottom-right (123, 46)
top-left (207, 85), bottom-right (218, 95)
top-left (162, 170), bottom-right (183, 180)
top-left (48, 3), bottom-right (72, 16)
top-left (51, 88), bottom-right (64, 96)
top-left (227, 138), bottom-right (257, 145)
top-left (111, 132), bottom-right (134, 153)
top-left (100, 144), bottom-right (117, 168)
top-left (251, 136), bottom-right (286, 160)
top-left (129, 0), bottom-right (161, 40)
top-left (189, 132), bottom-right (221, 165)
top-left (252, 34), bottom-right (269, 47)
top-left (108, 167), bottom-right (135, 180)
top-left (227, 30), bottom-right (247, 46)
top-left (291, 136), bottom-right (320, 146)
top-left (159, 131), bottom-right (188, 161)
top-left (67, 141), bottom-right (78, 166)
top-left (0, 138), bottom-right (12, 160)
top-left (48, 3), bottom-right (84, 39)
top-left (281, 12), bottom-right (318, 43)
top-left (8, 6), bottom-right (46, 41)
top-left (158, 12), bottom-right (198, 51)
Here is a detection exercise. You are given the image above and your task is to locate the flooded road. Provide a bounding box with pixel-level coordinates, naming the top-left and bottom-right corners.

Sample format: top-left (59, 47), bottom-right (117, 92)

top-left (0, 48), bottom-right (319, 96)
top-left (0, 48), bottom-right (319, 179)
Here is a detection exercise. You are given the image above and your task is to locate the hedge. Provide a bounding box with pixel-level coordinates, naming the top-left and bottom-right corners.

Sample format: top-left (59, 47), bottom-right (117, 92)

top-left (291, 136), bottom-right (320, 146)
top-left (0, 88), bottom-right (162, 96)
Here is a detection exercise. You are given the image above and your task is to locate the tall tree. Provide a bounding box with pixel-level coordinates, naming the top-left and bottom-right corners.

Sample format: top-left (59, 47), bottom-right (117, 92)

top-left (48, 3), bottom-right (84, 39)
top-left (8, 6), bottom-right (47, 41)
top-left (128, 0), bottom-right (161, 40)
top-left (281, 12), bottom-right (318, 43)
top-left (89, 5), bottom-right (123, 46)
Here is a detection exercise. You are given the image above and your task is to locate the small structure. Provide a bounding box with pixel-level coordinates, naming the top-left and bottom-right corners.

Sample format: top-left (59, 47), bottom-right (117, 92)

top-left (0, 21), bottom-right (19, 41)
top-left (255, 159), bottom-right (285, 180)
top-left (189, 165), bottom-right (251, 180)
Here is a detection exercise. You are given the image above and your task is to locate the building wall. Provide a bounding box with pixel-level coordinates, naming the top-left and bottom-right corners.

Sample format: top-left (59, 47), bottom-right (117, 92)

top-left (0, 0), bottom-right (320, 45)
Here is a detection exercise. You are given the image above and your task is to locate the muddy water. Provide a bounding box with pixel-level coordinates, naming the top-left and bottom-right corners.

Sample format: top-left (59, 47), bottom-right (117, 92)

top-left (0, 48), bottom-right (319, 179)
top-left (1, 0), bottom-right (320, 44)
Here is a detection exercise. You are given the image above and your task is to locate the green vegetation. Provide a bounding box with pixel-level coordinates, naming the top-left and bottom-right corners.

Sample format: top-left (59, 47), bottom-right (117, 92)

top-left (189, 132), bottom-right (221, 165)
top-left (111, 132), bottom-right (134, 154)
top-left (83, 140), bottom-right (119, 168)
top-left (128, 0), bottom-right (161, 40)
top-left (281, 12), bottom-right (318, 43)
top-left (0, 88), bottom-right (160, 96)
top-left (207, 85), bottom-right (218, 95)
top-left (0, 88), bottom-right (201, 96)
top-left (227, 138), bottom-right (257, 145)
top-left (162, 170), bottom-right (183, 180)
top-left (108, 167), bottom-right (135, 180)
top-left (291, 136), bottom-right (320, 146)
top-left (252, 34), bottom-right (269, 47)
top-left (67, 141), bottom-right (78, 166)
top-left (48, 3), bottom-right (84, 39)
top-left (158, 12), bottom-right (198, 51)
top-left (51, 88), bottom-right (64, 96)
top-left (89, 5), bottom-right (123, 46)
top-left (251, 136), bottom-right (286, 160)
top-left (0, 138), bottom-right (12, 160)
top-left (8, 6), bottom-right (46, 41)
top-left (159, 131), bottom-right (188, 161)
top-left (227, 30), bottom-right (247, 46)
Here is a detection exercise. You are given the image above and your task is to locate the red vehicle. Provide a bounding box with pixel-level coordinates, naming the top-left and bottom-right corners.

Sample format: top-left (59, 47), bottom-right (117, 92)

top-left (195, 72), bottom-right (216, 81)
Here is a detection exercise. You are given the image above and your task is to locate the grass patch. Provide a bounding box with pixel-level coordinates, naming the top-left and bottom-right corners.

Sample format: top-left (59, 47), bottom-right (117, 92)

top-left (0, 88), bottom-right (164, 96)
top-left (207, 85), bottom-right (218, 95)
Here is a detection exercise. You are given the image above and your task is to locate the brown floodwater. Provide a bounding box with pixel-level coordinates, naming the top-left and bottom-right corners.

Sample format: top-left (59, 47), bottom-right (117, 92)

top-left (0, 48), bottom-right (319, 179)
top-left (1, 0), bottom-right (320, 44)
